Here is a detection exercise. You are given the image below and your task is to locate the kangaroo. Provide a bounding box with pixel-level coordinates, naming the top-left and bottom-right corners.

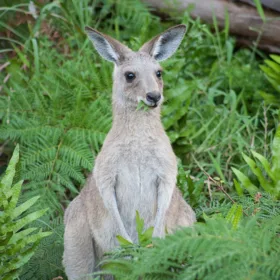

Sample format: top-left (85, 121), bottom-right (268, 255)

top-left (63, 24), bottom-right (196, 280)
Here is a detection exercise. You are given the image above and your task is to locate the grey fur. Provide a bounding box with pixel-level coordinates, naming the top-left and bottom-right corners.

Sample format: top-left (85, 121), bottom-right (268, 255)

top-left (63, 25), bottom-right (196, 280)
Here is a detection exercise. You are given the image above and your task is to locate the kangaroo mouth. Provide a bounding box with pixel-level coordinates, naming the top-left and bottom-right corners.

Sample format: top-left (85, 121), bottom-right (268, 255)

top-left (145, 100), bottom-right (159, 108)
top-left (137, 96), bottom-right (160, 109)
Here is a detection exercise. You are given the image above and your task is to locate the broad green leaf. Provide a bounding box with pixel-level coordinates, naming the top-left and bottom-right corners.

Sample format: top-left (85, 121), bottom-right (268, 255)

top-left (232, 167), bottom-right (258, 196)
top-left (116, 235), bottom-right (133, 247)
top-left (242, 153), bottom-right (273, 193)
top-left (234, 178), bottom-right (243, 196)
top-left (0, 144), bottom-right (19, 192)
top-left (8, 228), bottom-right (37, 244)
top-left (13, 209), bottom-right (48, 232)
top-left (23, 231), bottom-right (52, 245)
top-left (271, 54), bottom-right (280, 64)
top-left (265, 60), bottom-right (280, 74)
top-left (266, 76), bottom-right (280, 93)
top-left (12, 196), bottom-right (40, 219)
top-left (136, 100), bottom-right (149, 111)
top-left (6, 180), bottom-right (23, 213)
top-left (102, 260), bottom-right (132, 274)
top-left (139, 227), bottom-right (154, 247)
top-left (1, 244), bottom-right (37, 276)
top-left (251, 151), bottom-right (276, 182)
top-left (135, 210), bottom-right (144, 238)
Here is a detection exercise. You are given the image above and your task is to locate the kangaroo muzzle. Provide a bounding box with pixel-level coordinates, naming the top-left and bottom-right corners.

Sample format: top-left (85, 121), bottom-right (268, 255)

top-left (146, 91), bottom-right (161, 107)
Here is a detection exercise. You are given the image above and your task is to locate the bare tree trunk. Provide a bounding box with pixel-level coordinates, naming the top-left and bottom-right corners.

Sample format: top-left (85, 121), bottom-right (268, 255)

top-left (142, 0), bottom-right (280, 54)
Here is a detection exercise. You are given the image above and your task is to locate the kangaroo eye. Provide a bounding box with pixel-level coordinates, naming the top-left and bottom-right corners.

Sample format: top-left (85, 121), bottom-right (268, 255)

top-left (156, 70), bottom-right (162, 78)
top-left (125, 72), bottom-right (136, 82)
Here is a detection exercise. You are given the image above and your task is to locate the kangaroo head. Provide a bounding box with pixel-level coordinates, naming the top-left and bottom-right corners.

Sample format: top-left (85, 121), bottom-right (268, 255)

top-left (85, 25), bottom-right (186, 109)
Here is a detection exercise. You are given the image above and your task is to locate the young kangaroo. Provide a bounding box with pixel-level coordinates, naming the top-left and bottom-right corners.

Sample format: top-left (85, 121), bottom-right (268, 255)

top-left (63, 25), bottom-right (196, 280)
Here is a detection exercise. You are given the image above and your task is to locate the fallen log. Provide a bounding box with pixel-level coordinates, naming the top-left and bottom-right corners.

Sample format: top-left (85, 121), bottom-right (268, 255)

top-left (238, 0), bottom-right (280, 12)
top-left (142, 0), bottom-right (280, 54)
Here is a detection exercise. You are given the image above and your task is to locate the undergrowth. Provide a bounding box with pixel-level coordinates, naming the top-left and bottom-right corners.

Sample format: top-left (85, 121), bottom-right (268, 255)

top-left (0, 0), bottom-right (279, 279)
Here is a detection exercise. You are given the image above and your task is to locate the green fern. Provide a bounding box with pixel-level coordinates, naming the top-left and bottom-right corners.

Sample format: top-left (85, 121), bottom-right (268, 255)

top-left (102, 215), bottom-right (280, 280)
top-left (20, 216), bottom-right (65, 280)
top-left (0, 145), bottom-right (51, 280)
top-left (0, 47), bottom-right (112, 213)
top-left (259, 54), bottom-right (280, 107)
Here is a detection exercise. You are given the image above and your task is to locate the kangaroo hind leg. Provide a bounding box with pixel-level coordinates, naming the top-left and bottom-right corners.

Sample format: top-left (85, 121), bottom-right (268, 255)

top-left (63, 197), bottom-right (95, 280)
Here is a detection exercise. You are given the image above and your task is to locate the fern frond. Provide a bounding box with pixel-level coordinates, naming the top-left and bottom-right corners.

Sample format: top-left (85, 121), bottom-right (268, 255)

top-left (103, 216), bottom-right (280, 280)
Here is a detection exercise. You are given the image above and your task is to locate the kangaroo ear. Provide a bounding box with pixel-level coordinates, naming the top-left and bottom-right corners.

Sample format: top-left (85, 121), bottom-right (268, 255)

top-left (140, 25), bottom-right (186, 61)
top-left (85, 26), bottom-right (132, 64)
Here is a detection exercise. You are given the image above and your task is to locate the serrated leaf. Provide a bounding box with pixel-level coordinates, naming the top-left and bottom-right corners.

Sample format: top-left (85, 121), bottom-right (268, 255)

top-left (0, 144), bottom-right (19, 192)
top-left (225, 204), bottom-right (237, 223)
top-left (232, 205), bottom-right (243, 229)
top-left (8, 228), bottom-right (37, 244)
top-left (12, 196), bottom-right (40, 219)
top-left (23, 231), bottom-right (52, 245)
top-left (13, 209), bottom-right (48, 232)
top-left (6, 181), bottom-right (23, 213)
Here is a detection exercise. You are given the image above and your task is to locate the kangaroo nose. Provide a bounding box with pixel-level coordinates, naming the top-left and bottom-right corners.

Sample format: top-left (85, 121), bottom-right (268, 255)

top-left (146, 92), bottom-right (161, 103)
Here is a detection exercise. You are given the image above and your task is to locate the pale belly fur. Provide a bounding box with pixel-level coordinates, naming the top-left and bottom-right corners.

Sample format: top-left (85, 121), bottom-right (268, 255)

top-left (115, 146), bottom-right (159, 242)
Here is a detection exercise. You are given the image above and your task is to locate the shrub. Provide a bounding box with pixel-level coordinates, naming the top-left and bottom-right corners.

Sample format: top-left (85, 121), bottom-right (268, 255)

top-left (0, 145), bottom-right (51, 279)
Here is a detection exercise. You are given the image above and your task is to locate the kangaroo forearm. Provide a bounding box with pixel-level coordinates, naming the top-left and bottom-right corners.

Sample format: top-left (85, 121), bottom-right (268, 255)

top-left (98, 186), bottom-right (131, 241)
top-left (153, 182), bottom-right (175, 237)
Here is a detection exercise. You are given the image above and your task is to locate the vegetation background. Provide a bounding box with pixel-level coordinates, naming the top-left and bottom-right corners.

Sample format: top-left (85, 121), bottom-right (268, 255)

top-left (0, 0), bottom-right (279, 279)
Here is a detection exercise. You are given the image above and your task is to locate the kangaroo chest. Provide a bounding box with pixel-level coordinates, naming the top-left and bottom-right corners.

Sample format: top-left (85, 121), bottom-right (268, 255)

top-left (115, 140), bottom-right (162, 239)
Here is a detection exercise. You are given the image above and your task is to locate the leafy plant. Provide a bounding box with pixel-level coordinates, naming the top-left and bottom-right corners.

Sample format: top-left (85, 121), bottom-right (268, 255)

top-left (116, 211), bottom-right (154, 248)
top-left (100, 211), bottom-right (154, 279)
top-left (260, 55), bottom-right (280, 107)
top-left (102, 214), bottom-right (280, 280)
top-left (20, 217), bottom-right (65, 280)
top-left (0, 145), bottom-right (51, 279)
top-left (0, 48), bottom-right (112, 214)
top-left (232, 125), bottom-right (280, 198)
top-left (0, 1), bottom-right (279, 279)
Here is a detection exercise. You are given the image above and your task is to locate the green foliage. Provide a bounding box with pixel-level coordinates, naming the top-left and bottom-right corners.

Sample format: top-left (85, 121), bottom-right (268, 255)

top-left (116, 211), bottom-right (153, 248)
top-left (0, 145), bottom-right (51, 280)
top-left (232, 125), bottom-right (280, 198)
top-left (0, 47), bottom-right (112, 214)
top-left (102, 215), bottom-right (280, 280)
top-left (260, 55), bottom-right (280, 107)
top-left (177, 160), bottom-right (203, 208)
top-left (20, 217), bottom-right (65, 280)
top-left (0, 0), bottom-right (279, 279)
